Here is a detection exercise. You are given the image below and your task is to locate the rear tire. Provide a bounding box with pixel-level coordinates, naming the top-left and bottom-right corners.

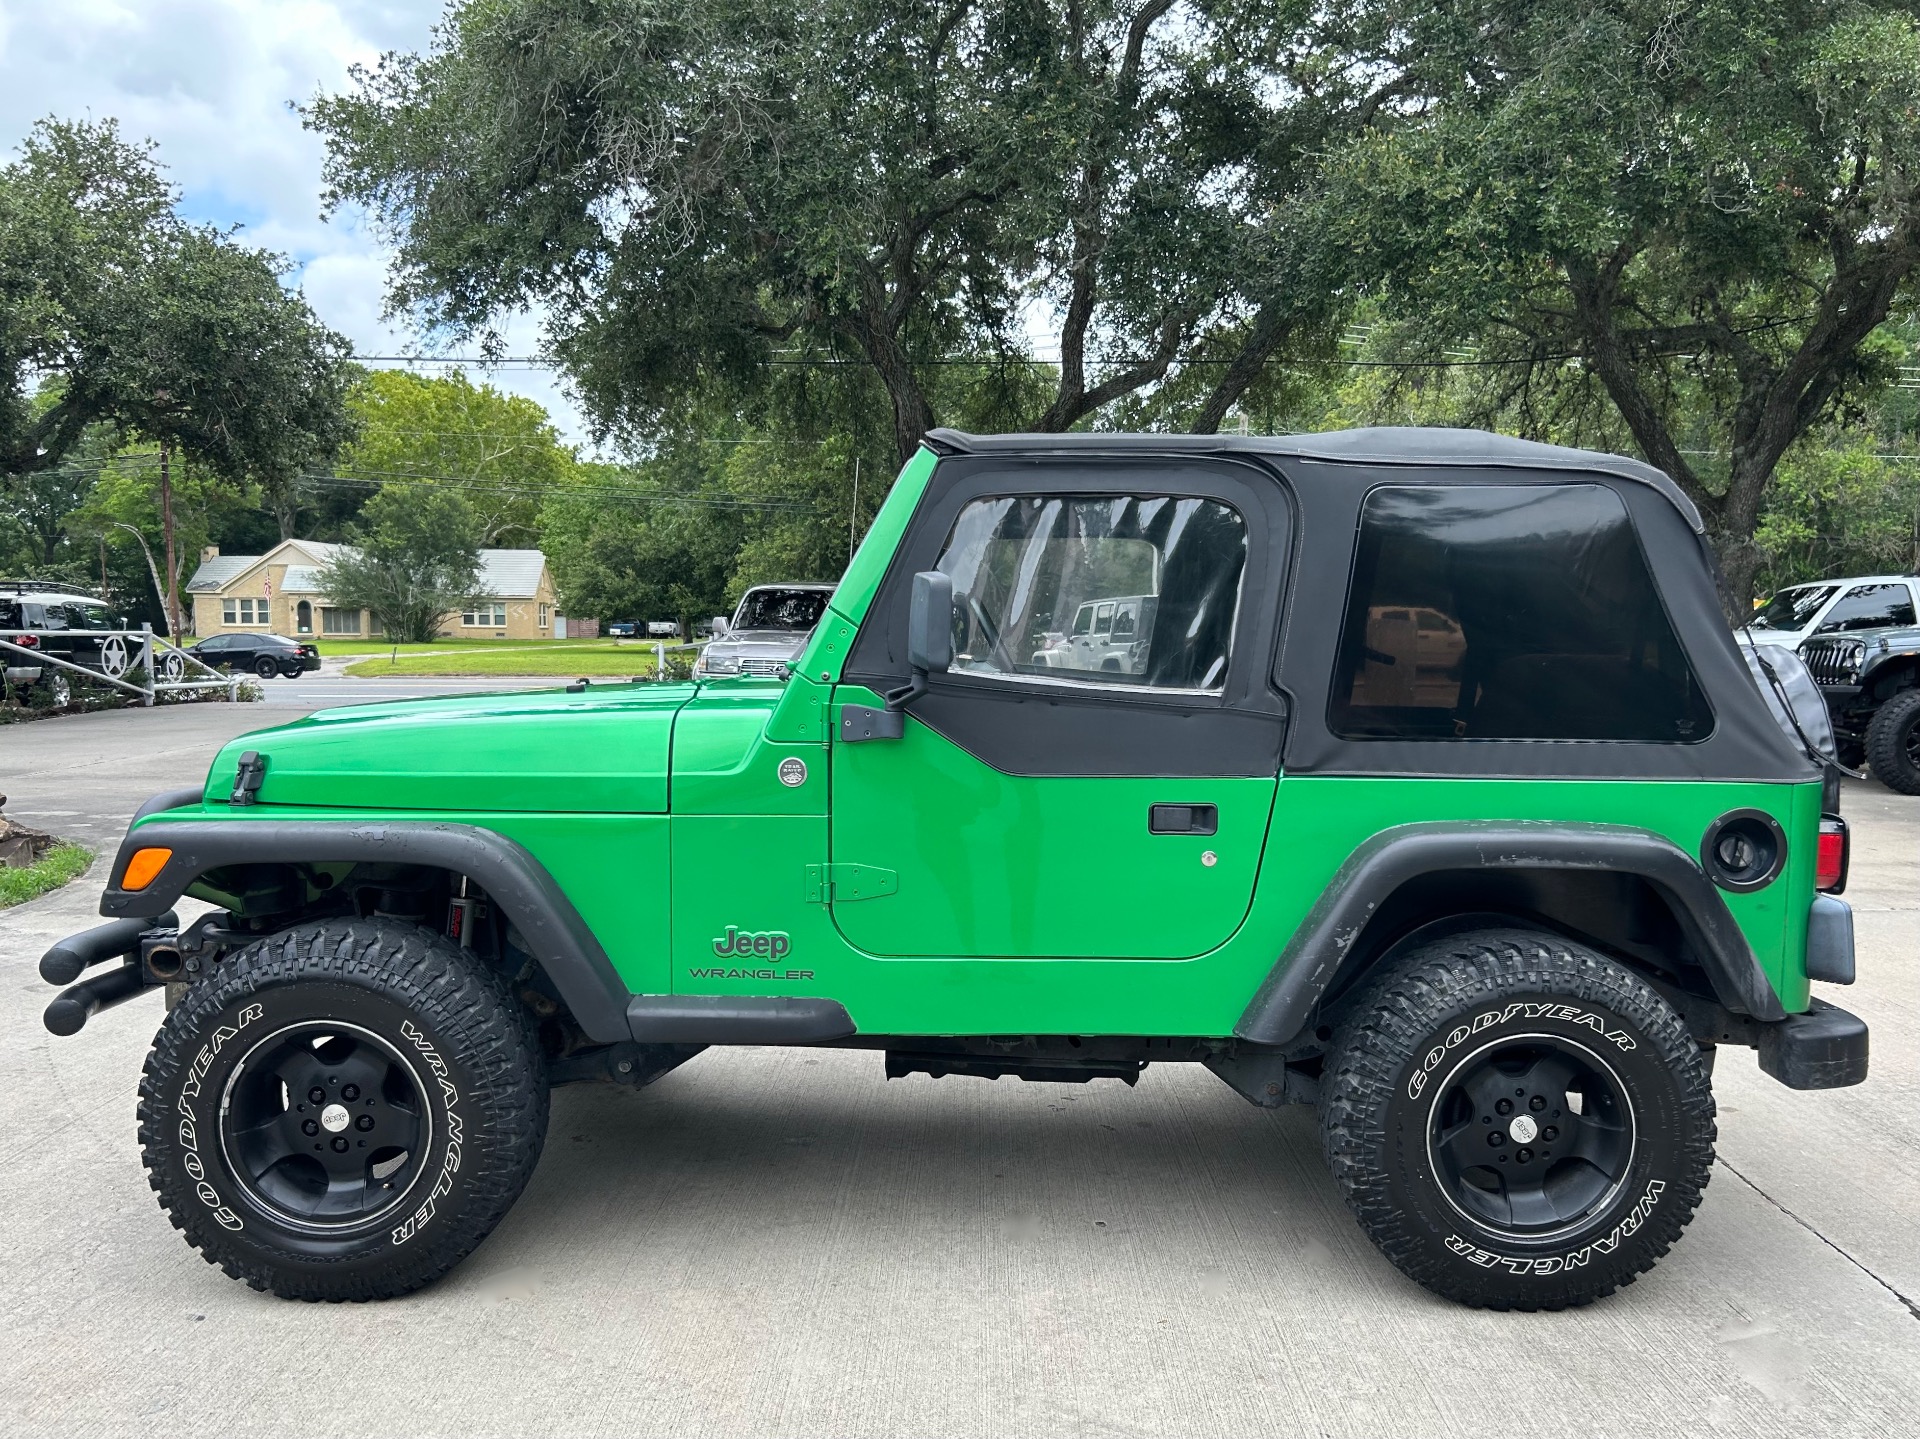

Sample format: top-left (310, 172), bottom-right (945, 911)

top-left (1865, 689), bottom-right (1920, 795)
top-left (253, 655), bottom-right (279, 679)
top-left (1319, 928), bottom-right (1714, 1310)
top-left (137, 918), bottom-right (549, 1301)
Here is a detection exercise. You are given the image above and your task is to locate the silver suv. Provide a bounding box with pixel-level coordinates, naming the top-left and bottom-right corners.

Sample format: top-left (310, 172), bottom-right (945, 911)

top-left (693, 583), bottom-right (836, 678)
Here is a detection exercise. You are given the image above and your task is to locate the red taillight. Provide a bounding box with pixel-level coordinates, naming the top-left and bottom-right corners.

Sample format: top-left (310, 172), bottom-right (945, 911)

top-left (1816, 817), bottom-right (1849, 894)
top-left (12, 633), bottom-right (38, 648)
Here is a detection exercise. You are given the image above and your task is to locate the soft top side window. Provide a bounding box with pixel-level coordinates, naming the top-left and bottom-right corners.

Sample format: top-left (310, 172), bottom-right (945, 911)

top-left (934, 494), bottom-right (1248, 692)
top-left (1329, 483), bottom-right (1714, 742)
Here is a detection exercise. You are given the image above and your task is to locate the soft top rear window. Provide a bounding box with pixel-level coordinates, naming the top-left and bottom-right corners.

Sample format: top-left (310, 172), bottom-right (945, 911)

top-left (1329, 484), bottom-right (1715, 743)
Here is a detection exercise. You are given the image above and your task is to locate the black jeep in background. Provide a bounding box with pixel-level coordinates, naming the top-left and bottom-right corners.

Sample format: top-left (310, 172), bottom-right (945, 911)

top-left (1799, 593), bottom-right (1920, 792)
top-left (0, 581), bottom-right (128, 700)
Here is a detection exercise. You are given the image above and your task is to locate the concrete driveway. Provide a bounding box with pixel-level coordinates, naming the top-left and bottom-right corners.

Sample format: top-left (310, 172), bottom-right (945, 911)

top-left (2, 704), bottom-right (1916, 1437)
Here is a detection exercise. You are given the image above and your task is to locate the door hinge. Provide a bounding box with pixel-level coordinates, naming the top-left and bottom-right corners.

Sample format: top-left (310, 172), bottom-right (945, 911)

top-left (839, 704), bottom-right (904, 743)
top-left (806, 863), bottom-right (899, 903)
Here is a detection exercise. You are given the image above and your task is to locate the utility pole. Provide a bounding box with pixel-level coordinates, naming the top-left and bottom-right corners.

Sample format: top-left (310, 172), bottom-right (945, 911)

top-left (159, 440), bottom-right (181, 639)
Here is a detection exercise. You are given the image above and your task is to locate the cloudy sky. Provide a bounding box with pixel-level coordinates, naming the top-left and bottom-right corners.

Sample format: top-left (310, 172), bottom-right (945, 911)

top-left (0, 0), bottom-right (592, 441)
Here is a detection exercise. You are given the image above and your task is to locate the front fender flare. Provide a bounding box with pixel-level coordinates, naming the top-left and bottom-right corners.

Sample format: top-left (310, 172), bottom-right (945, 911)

top-left (1234, 821), bottom-right (1787, 1047)
top-left (99, 817), bottom-right (633, 1043)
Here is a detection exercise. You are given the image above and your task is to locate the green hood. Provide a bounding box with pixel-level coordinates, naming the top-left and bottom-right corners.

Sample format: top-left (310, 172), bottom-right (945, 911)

top-left (205, 683), bottom-right (698, 814)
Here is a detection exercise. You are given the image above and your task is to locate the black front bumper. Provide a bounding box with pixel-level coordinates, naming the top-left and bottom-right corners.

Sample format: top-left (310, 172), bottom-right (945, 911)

top-left (1758, 998), bottom-right (1869, 1089)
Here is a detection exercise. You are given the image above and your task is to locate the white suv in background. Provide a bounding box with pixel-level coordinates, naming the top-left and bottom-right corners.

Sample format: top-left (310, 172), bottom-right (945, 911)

top-left (1742, 575), bottom-right (1920, 646)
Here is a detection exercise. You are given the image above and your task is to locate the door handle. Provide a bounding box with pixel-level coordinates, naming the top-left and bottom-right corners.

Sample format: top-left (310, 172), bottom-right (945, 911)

top-left (1148, 803), bottom-right (1217, 836)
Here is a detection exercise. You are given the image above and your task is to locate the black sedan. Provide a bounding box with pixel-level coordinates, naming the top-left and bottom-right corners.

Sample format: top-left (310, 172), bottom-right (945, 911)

top-left (187, 633), bottom-right (321, 679)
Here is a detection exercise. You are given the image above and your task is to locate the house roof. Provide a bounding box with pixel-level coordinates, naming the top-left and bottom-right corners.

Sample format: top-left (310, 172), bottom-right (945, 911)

top-left (477, 550), bottom-right (547, 598)
top-left (186, 540), bottom-right (549, 599)
top-left (186, 556), bottom-right (254, 591)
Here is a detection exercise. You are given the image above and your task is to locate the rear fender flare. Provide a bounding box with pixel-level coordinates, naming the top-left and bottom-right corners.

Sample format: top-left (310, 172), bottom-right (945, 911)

top-left (1235, 821), bottom-right (1787, 1046)
top-left (99, 818), bottom-right (633, 1043)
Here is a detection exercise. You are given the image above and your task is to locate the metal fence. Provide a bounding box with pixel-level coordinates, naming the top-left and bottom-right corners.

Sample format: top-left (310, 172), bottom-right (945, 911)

top-left (0, 625), bottom-right (240, 706)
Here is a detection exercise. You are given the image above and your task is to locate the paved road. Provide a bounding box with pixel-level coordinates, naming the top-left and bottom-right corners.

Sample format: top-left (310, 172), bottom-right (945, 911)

top-left (1, 706), bottom-right (1917, 1437)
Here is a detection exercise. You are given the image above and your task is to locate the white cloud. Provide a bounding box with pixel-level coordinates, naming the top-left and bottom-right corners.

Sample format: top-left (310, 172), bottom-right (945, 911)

top-left (0, 0), bottom-right (596, 445)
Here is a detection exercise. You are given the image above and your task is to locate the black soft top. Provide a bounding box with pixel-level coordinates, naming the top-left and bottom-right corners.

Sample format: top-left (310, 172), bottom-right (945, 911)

top-left (924, 426), bottom-right (1703, 534)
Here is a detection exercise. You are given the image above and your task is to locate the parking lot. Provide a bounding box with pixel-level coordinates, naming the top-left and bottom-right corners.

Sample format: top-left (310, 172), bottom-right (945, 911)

top-left (2, 698), bottom-right (1917, 1438)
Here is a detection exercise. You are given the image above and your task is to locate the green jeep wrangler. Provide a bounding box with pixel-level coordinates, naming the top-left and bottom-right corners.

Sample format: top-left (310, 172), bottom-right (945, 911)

top-left (41, 428), bottom-right (1866, 1311)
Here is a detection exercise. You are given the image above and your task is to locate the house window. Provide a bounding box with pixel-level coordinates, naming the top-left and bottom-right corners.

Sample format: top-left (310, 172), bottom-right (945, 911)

top-left (369, 614), bottom-right (383, 636)
top-left (321, 607), bottom-right (361, 635)
top-left (462, 603), bottom-right (508, 628)
top-left (538, 603), bottom-right (551, 630)
top-left (222, 598), bottom-right (266, 625)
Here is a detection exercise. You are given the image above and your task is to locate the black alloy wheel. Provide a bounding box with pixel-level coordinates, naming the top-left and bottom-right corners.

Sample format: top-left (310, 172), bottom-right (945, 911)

top-left (1426, 1035), bottom-right (1634, 1237)
top-left (219, 1023), bottom-right (429, 1232)
top-left (254, 654), bottom-right (279, 679)
top-left (1865, 689), bottom-right (1920, 795)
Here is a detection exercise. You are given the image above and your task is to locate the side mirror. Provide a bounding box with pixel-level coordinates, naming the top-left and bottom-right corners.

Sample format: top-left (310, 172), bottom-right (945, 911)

top-left (908, 571), bottom-right (953, 674)
top-left (711, 616), bottom-right (730, 637)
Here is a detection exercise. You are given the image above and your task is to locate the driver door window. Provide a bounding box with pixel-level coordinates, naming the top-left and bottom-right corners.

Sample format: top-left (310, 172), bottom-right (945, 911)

top-left (933, 495), bottom-right (1248, 691)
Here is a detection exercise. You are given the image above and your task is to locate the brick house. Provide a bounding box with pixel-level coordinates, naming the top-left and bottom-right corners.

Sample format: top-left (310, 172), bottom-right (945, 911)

top-left (186, 539), bottom-right (572, 640)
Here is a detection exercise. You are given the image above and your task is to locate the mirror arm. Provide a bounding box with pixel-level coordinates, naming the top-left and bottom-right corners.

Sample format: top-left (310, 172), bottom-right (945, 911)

top-left (883, 667), bottom-right (927, 714)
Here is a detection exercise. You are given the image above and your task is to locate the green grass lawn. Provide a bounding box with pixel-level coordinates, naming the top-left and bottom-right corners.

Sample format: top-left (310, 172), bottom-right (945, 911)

top-left (0, 842), bottom-right (92, 909)
top-left (343, 642), bottom-right (683, 677)
top-left (314, 637), bottom-right (625, 658)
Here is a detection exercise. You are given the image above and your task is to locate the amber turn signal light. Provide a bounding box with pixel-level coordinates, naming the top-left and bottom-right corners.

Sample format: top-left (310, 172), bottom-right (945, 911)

top-left (120, 847), bottom-right (173, 892)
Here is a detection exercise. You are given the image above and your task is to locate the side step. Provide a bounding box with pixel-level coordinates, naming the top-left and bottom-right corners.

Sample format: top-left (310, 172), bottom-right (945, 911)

top-left (885, 1052), bottom-right (1145, 1085)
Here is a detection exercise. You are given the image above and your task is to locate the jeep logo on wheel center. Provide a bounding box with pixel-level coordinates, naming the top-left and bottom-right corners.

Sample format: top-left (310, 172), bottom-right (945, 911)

top-left (43, 427), bottom-right (1867, 1309)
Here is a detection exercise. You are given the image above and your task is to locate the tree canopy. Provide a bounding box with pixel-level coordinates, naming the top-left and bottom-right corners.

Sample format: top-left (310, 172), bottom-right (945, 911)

top-left (1318, 0), bottom-right (1920, 603)
top-left (1, 118), bottom-right (356, 489)
top-left (329, 369), bottom-right (581, 545)
top-left (309, 0), bottom-right (1355, 462)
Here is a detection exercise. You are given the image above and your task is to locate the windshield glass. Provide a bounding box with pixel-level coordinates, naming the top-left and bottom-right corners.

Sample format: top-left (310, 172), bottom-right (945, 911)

top-left (733, 588), bottom-right (829, 631)
top-left (1751, 584), bottom-right (1836, 630)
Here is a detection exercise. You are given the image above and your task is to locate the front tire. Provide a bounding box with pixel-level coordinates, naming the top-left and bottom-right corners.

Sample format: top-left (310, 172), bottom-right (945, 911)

top-left (137, 919), bottom-right (549, 1300)
top-left (1865, 689), bottom-right (1920, 795)
top-left (1320, 929), bottom-right (1714, 1310)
